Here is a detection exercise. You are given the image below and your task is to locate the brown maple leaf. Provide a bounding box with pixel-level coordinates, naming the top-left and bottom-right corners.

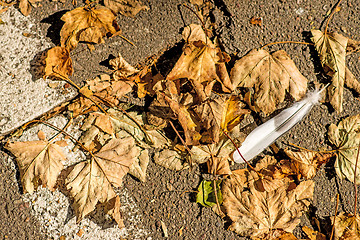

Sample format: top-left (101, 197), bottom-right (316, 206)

top-left (167, 24), bottom-right (229, 101)
top-left (109, 53), bottom-right (139, 81)
top-left (60, 6), bottom-right (121, 51)
top-left (6, 140), bottom-right (66, 193)
top-left (44, 46), bottom-right (73, 78)
top-left (104, 0), bottom-right (149, 17)
top-left (230, 49), bottom-right (308, 115)
top-left (66, 137), bottom-right (138, 226)
top-left (222, 155), bottom-right (314, 238)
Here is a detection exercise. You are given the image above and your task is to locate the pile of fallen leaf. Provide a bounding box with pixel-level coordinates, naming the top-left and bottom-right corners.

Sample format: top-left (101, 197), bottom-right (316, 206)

top-left (2, 0), bottom-right (360, 239)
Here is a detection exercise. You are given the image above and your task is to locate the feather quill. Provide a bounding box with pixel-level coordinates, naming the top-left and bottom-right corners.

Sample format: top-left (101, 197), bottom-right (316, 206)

top-left (233, 86), bottom-right (327, 163)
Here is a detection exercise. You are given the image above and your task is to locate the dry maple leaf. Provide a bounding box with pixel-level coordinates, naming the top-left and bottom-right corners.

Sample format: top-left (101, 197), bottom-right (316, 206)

top-left (230, 49), bottom-right (308, 115)
top-left (60, 6), bottom-right (121, 51)
top-left (328, 114), bottom-right (360, 183)
top-left (167, 24), bottom-right (228, 101)
top-left (311, 30), bottom-right (348, 112)
top-left (44, 46), bottom-right (73, 78)
top-left (66, 137), bottom-right (138, 225)
top-left (6, 140), bottom-right (65, 193)
top-left (104, 0), bottom-right (149, 17)
top-left (284, 149), bottom-right (333, 180)
top-left (154, 148), bottom-right (189, 171)
top-left (19, 0), bottom-right (41, 16)
top-left (332, 212), bottom-right (360, 239)
top-left (222, 156), bottom-right (314, 238)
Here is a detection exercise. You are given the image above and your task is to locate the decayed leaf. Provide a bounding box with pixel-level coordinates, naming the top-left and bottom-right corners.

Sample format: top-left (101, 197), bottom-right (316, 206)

top-left (167, 24), bottom-right (228, 101)
top-left (328, 114), bottom-right (360, 183)
top-left (207, 157), bottom-right (231, 175)
top-left (104, 0), bottom-right (149, 17)
top-left (284, 149), bottom-right (333, 180)
top-left (332, 213), bottom-right (360, 239)
top-left (66, 137), bottom-right (138, 225)
top-left (311, 30), bottom-right (348, 112)
top-left (230, 49), bottom-right (308, 115)
top-left (222, 156), bottom-right (314, 238)
top-left (302, 226), bottom-right (326, 240)
top-left (196, 180), bottom-right (222, 207)
top-left (44, 46), bottom-right (73, 78)
top-left (60, 6), bottom-right (121, 51)
top-left (109, 53), bottom-right (139, 80)
top-left (252, 230), bottom-right (298, 240)
top-left (19, 0), bottom-right (41, 16)
top-left (6, 140), bottom-right (65, 193)
top-left (345, 66), bottom-right (360, 94)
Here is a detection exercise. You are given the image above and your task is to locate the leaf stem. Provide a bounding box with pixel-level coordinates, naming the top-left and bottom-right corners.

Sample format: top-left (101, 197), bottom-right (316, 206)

top-left (213, 179), bottom-right (222, 215)
top-left (353, 141), bottom-right (360, 215)
top-left (169, 120), bottom-right (193, 166)
top-left (260, 41), bottom-right (313, 50)
top-left (324, 0), bottom-right (343, 34)
top-left (330, 193), bottom-right (339, 240)
top-left (222, 131), bottom-right (261, 177)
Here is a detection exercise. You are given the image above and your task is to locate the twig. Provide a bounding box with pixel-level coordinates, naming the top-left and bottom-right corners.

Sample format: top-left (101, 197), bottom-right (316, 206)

top-left (324, 0), bottom-right (343, 34)
top-left (330, 194), bottom-right (339, 240)
top-left (182, 4), bottom-right (205, 30)
top-left (260, 41), bottom-right (313, 50)
top-left (354, 141), bottom-right (360, 215)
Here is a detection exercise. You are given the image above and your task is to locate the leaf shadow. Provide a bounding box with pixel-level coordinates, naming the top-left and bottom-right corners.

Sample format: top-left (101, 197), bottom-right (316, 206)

top-left (0, 144), bottom-right (23, 193)
top-left (40, 10), bottom-right (68, 46)
top-left (29, 49), bottom-right (49, 82)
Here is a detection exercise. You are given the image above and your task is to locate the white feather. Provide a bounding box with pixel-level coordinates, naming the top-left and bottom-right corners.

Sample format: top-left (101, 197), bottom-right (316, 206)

top-left (233, 86), bottom-right (327, 163)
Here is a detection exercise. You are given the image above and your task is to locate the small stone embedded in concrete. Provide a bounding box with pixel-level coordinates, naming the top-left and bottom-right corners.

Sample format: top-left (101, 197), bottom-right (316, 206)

top-left (0, 7), bottom-right (76, 136)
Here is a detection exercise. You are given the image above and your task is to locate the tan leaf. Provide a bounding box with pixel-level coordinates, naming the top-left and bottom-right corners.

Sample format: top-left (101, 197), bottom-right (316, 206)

top-left (37, 130), bottom-right (46, 140)
top-left (328, 114), bottom-right (360, 183)
top-left (6, 140), bottom-right (65, 193)
top-left (311, 30), bottom-right (348, 112)
top-left (332, 212), bottom-right (360, 240)
top-left (207, 157), bottom-right (231, 175)
top-left (109, 53), bottom-right (139, 80)
top-left (154, 148), bottom-right (188, 171)
top-left (44, 46), bottom-right (73, 78)
top-left (60, 6), bottom-right (121, 51)
top-left (222, 156), bottom-right (314, 238)
top-left (230, 49), bottom-right (308, 115)
top-left (104, 0), bottom-right (149, 17)
top-left (302, 226), bottom-right (326, 240)
top-left (129, 148), bottom-right (149, 182)
top-left (104, 196), bottom-right (124, 228)
top-left (252, 230), bottom-right (298, 240)
top-left (66, 137), bottom-right (138, 224)
top-left (284, 149), bottom-right (333, 180)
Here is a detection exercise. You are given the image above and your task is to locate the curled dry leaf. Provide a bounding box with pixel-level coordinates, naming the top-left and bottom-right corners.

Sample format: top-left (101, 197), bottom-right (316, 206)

top-left (311, 30), bottom-right (348, 112)
top-left (328, 114), bottom-right (360, 183)
top-left (66, 137), bottom-right (138, 226)
top-left (167, 24), bottom-right (229, 101)
top-left (332, 212), bottom-right (360, 240)
top-left (284, 149), bottom-right (333, 180)
top-left (6, 140), bottom-right (65, 193)
top-left (44, 46), bottom-right (73, 78)
top-left (104, 0), bottom-right (149, 17)
top-left (230, 49), bottom-right (308, 115)
top-left (60, 6), bottom-right (121, 51)
top-left (222, 155), bottom-right (314, 238)
top-left (302, 226), bottom-right (326, 240)
top-left (129, 148), bottom-right (149, 182)
top-left (109, 53), bottom-right (139, 81)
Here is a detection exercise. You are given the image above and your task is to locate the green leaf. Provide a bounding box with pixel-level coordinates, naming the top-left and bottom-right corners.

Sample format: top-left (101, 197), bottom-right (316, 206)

top-left (196, 180), bottom-right (223, 207)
